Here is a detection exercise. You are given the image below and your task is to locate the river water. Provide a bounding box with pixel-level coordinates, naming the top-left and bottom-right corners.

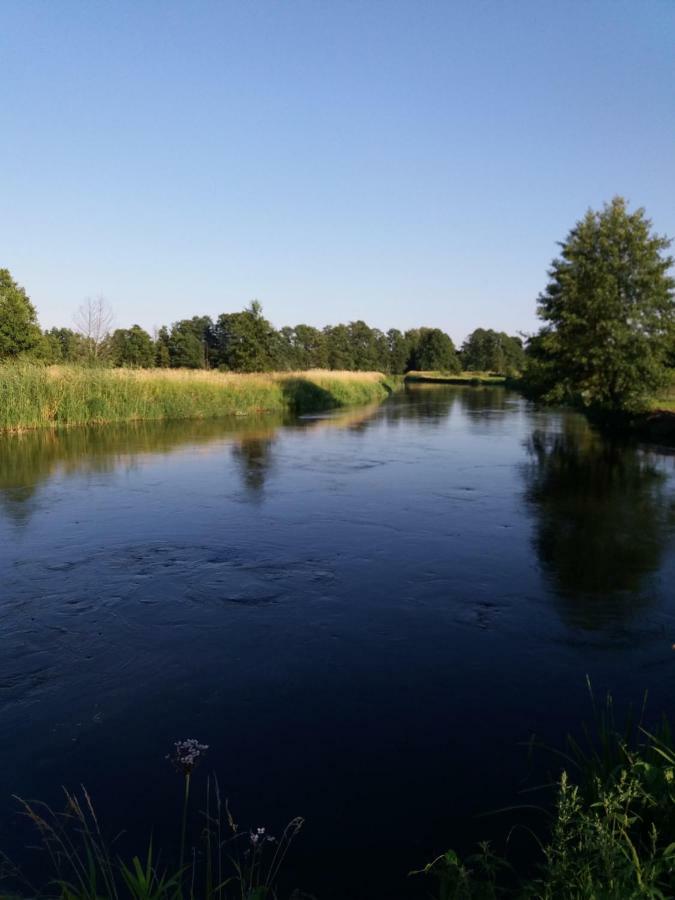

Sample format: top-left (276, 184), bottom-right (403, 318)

top-left (2, 385), bottom-right (675, 898)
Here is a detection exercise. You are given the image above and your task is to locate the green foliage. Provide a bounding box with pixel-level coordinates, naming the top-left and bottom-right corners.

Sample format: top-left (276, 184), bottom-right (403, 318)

top-left (0, 269), bottom-right (42, 359)
top-left (529, 197), bottom-right (675, 413)
top-left (168, 319), bottom-right (211, 369)
top-left (169, 329), bottom-right (205, 369)
top-left (0, 276), bottom-right (465, 377)
top-left (155, 327), bottom-right (171, 368)
top-left (461, 329), bottom-right (525, 375)
top-left (411, 845), bottom-right (507, 900)
top-left (10, 775), bottom-right (303, 900)
top-left (109, 325), bottom-right (155, 368)
top-left (387, 329), bottom-right (410, 374)
top-left (42, 328), bottom-right (88, 364)
top-left (416, 690), bottom-right (675, 899)
top-left (212, 303), bottom-right (280, 372)
top-left (408, 328), bottom-right (461, 373)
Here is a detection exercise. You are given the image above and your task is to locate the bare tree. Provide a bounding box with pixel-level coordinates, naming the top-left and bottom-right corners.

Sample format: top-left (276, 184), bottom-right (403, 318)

top-left (74, 296), bottom-right (114, 362)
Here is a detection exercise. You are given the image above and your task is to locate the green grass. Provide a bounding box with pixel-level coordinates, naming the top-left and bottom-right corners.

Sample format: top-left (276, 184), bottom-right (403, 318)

top-left (415, 687), bottom-right (675, 899)
top-left (405, 370), bottom-right (507, 385)
top-left (0, 365), bottom-right (401, 431)
top-left (648, 390), bottom-right (675, 412)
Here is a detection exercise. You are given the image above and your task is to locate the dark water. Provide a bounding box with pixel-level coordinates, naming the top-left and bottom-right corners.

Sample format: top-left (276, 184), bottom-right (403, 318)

top-left (2, 385), bottom-right (675, 898)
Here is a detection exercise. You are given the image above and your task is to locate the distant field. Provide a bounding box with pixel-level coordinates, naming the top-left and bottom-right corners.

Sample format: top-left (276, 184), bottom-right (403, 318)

top-left (0, 365), bottom-right (401, 431)
top-left (405, 370), bottom-right (507, 385)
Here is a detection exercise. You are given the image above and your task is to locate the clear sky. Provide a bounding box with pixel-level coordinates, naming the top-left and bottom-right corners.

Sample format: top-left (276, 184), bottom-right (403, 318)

top-left (2, 1), bottom-right (674, 344)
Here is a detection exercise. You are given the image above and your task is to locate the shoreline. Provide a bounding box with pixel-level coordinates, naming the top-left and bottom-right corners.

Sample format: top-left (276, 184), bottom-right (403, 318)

top-left (404, 370), bottom-right (507, 386)
top-left (0, 365), bottom-right (402, 433)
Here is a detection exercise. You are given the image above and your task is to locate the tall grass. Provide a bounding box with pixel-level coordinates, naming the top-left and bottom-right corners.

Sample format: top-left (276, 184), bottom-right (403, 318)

top-left (414, 687), bottom-right (675, 899)
top-left (6, 740), bottom-right (304, 900)
top-left (0, 365), bottom-right (399, 431)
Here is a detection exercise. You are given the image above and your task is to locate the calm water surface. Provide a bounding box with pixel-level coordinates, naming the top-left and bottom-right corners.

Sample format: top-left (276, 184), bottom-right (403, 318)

top-left (2, 386), bottom-right (675, 898)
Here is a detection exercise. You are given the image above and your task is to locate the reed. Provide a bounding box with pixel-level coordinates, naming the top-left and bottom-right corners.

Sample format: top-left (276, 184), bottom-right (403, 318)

top-left (0, 365), bottom-right (399, 431)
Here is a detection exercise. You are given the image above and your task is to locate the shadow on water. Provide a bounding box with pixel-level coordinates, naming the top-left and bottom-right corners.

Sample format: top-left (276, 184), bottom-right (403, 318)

top-left (279, 378), bottom-right (338, 414)
top-left (523, 415), bottom-right (675, 629)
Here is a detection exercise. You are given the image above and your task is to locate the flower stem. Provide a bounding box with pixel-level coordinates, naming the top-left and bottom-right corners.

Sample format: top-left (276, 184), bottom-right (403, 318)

top-left (179, 771), bottom-right (191, 877)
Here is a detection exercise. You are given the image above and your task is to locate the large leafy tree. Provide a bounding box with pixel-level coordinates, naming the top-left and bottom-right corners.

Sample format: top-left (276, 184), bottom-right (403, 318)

top-left (533, 197), bottom-right (674, 412)
top-left (109, 325), bottom-right (155, 367)
top-left (323, 323), bottom-right (354, 369)
top-left (212, 302), bottom-right (279, 371)
top-left (461, 328), bottom-right (525, 374)
top-left (293, 324), bottom-right (327, 369)
top-left (0, 269), bottom-right (42, 359)
top-left (43, 327), bottom-right (87, 363)
top-left (155, 326), bottom-right (171, 367)
top-left (408, 327), bottom-right (461, 373)
top-left (168, 321), bottom-right (206, 368)
top-left (387, 328), bottom-right (411, 374)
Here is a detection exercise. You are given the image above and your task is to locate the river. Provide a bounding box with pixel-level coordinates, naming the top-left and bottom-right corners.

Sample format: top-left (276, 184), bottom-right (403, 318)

top-left (2, 385), bottom-right (675, 898)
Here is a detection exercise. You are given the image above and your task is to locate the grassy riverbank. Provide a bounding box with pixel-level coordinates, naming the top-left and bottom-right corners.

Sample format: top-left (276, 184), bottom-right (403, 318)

top-left (405, 370), bottom-right (507, 385)
top-left (0, 365), bottom-right (400, 431)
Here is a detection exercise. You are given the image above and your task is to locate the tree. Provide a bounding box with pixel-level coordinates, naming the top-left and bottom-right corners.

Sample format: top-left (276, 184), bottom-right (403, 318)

top-left (74, 296), bottom-right (114, 363)
top-left (408, 327), bottom-right (461, 373)
top-left (109, 325), bottom-right (155, 367)
top-left (211, 302), bottom-right (279, 371)
top-left (324, 324), bottom-right (354, 369)
top-left (387, 328), bottom-right (411, 374)
top-left (155, 326), bottom-right (171, 367)
top-left (461, 328), bottom-right (525, 374)
top-left (0, 269), bottom-right (42, 359)
top-left (293, 324), bottom-right (328, 369)
top-left (168, 321), bottom-right (205, 368)
top-left (43, 327), bottom-right (87, 363)
top-left (533, 197), bottom-right (675, 412)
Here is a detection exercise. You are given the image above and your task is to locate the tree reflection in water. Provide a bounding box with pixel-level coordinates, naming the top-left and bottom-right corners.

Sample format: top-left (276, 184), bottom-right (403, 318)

top-left (230, 436), bottom-right (276, 497)
top-left (524, 417), bottom-right (675, 628)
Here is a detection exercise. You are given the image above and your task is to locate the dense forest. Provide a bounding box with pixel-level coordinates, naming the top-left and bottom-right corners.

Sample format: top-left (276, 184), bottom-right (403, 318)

top-left (0, 271), bottom-right (526, 374)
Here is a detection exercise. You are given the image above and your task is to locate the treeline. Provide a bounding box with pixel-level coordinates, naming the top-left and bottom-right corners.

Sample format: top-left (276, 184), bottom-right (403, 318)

top-left (0, 271), bottom-right (525, 374)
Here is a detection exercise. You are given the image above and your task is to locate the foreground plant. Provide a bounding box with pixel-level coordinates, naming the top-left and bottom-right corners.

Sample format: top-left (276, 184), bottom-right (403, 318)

top-left (6, 739), bottom-right (303, 900)
top-left (414, 690), bottom-right (675, 899)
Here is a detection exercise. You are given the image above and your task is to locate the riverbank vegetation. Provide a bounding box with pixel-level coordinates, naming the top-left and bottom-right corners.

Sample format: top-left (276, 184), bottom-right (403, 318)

top-left (522, 197), bottom-right (675, 417)
top-left (4, 690), bottom-right (674, 899)
top-left (3, 195), bottom-right (673, 422)
top-left (0, 269), bottom-right (525, 377)
top-left (415, 689), bottom-right (675, 899)
top-left (0, 365), bottom-right (399, 431)
top-left (405, 371), bottom-right (507, 385)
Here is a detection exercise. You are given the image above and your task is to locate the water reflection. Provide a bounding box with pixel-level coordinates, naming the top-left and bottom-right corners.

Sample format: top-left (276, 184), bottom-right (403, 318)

top-left (0, 388), bottom-right (528, 521)
top-left (523, 417), bottom-right (675, 628)
top-left (0, 405), bottom-right (388, 522)
top-left (231, 436), bottom-right (276, 497)
top-left (379, 384), bottom-right (458, 425)
top-left (4, 387), bottom-right (675, 900)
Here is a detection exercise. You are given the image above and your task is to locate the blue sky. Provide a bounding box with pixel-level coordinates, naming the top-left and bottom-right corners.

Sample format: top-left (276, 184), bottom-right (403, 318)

top-left (2, 1), bottom-right (674, 343)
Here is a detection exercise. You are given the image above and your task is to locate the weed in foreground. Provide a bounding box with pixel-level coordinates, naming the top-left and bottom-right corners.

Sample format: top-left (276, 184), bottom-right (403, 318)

top-left (5, 738), bottom-right (304, 900)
